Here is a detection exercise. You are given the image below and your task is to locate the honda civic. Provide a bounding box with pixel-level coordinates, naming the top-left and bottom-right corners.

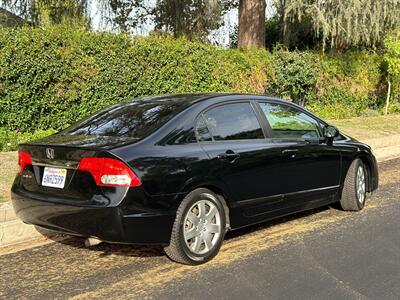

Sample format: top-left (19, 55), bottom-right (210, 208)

top-left (12, 93), bottom-right (379, 264)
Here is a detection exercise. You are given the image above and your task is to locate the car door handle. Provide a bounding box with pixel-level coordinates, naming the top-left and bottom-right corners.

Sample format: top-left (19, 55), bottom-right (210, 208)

top-left (281, 149), bottom-right (299, 157)
top-left (217, 151), bottom-right (240, 163)
top-left (281, 149), bottom-right (299, 154)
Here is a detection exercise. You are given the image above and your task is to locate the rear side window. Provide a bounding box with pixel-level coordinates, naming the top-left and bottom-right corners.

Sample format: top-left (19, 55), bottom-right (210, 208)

top-left (62, 99), bottom-right (189, 140)
top-left (196, 102), bottom-right (264, 141)
top-left (259, 102), bottom-right (321, 140)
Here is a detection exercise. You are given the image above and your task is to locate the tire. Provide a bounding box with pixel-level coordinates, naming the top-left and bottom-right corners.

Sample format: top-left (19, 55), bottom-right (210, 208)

top-left (340, 158), bottom-right (367, 211)
top-left (164, 188), bottom-right (227, 265)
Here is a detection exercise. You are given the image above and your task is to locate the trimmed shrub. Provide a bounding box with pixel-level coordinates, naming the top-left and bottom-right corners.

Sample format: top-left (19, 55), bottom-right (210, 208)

top-left (0, 128), bottom-right (57, 151)
top-left (271, 48), bottom-right (320, 106)
top-left (0, 25), bottom-right (273, 132)
top-left (0, 24), bottom-right (398, 143)
top-left (309, 51), bottom-right (384, 119)
top-left (385, 30), bottom-right (400, 109)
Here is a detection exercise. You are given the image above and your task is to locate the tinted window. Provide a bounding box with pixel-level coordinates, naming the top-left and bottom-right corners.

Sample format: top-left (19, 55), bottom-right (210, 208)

top-left (259, 102), bottom-right (321, 139)
top-left (62, 98), bottom-right (190, 140)
top-left (200, 103), bottom-right (264, 141)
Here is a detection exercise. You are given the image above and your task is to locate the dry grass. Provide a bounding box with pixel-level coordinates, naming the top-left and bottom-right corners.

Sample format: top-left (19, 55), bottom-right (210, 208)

top-left (0, 114), bottom-right (399, 204)
top-left (0, 152), bottom-right (18, 204)
top-left (329, 114), bottom-right (400, 141)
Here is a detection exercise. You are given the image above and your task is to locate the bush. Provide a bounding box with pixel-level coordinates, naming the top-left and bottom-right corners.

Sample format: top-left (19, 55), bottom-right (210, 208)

top-left (0, 25), bottom-right (273, 133)
top-left (387, 102), bottom-right (400, 114)
top-left (271, 48), bottom-right (320, 106)
top-left (385, 30), bottom-right (400, 79)
top-left (0, 128), bottom-right (57, 151)
top-left (385, 30), bottom-right (400, 109)
top-left (308, 51), bottom-right (384, 118)
top-left (0, 24), bottom-right (398, 144)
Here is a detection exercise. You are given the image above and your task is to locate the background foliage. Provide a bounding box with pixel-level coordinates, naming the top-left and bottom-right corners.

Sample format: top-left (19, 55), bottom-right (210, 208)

top-left (0, 25), bottom-right (272, 131)
top-left (283, 0), bottom-right (400, 51)
top-left (0, 25), bottom-right (399, 150)
top-left (270, 48), bottom-right (320, 107)
top-left (384, 30), bottom-right (400, 114)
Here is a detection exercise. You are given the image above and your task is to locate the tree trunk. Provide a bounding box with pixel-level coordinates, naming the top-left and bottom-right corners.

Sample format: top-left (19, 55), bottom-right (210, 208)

top-left (385, 74), bottom-right (392, 115)
top-left (238, 0), bottom-right (266, 48)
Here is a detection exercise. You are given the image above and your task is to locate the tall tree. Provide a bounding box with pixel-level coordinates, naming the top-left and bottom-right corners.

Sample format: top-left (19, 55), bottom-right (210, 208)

top-left (153, 0), bottom-right (226, 39)
top-left (1, 0), bottom-right (90, 26)
top-left (99, 0), bottom-right (150, 32)
top-left (283, 0), bottom-right (400, 51)
top-left (0, 7), bottom-right (27, 27)
top-left (34, 0), bottom-right (89, 26)
top-left (237, 0), bottom-right (266, 48)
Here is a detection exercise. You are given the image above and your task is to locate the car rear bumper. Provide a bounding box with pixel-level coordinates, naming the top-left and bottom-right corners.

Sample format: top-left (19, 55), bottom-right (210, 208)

top-left (11, 186), bottom-right (175, 245)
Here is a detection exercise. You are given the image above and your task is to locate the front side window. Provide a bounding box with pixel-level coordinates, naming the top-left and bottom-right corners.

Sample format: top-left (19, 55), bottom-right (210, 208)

top-left (259, 102), bottom-right (321, 140)
top-left (196, 102), bottom-right (264, 141)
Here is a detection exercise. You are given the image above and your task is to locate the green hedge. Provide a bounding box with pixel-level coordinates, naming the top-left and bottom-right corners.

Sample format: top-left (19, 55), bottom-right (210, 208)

top-left (0, 128), bottom-right (57, 151)
top-left (0, 24), bottom-right (399, 150)
top-left (309, 52), bottom-right (386, 119)
top-left (0, 25), bottom-right (273, 133)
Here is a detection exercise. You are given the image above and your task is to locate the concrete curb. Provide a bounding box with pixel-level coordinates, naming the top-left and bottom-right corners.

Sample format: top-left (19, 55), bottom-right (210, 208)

top-left (0, 202), bottom-right (17, 223)
top-left (0, 134), bottom-right (399, 249)
top-left (0, 219), bottom-right (42, 247)
top-left (364, 134), bottom-right (400, 149)
top-left (373, 144), bottom-right (400, 162)
top-left (364, 134), bottom-right (400, 162)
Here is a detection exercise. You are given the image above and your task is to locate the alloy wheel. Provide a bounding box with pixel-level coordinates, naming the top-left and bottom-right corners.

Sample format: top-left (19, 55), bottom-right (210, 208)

top-left (356, 166), bottom-right (366, 204)
top-left (183, 199), bottom-right (222, 255)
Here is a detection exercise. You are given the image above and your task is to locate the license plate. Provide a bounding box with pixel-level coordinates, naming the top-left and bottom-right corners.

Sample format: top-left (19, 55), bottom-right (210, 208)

top-left (42, 167), bottom-right (67, 189)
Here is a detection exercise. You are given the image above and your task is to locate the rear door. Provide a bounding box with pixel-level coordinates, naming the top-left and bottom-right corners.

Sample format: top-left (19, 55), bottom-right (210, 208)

top-left (195, 101), bottom-right (279, 202)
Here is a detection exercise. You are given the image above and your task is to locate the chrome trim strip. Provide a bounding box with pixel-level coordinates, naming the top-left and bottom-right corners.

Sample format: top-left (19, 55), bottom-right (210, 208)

top-left (32, 161), bottom-right (78, 170)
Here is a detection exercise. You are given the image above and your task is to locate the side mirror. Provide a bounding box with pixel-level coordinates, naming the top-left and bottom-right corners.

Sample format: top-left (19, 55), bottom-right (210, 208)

top-left (323, 125), bottom-right (339, 139)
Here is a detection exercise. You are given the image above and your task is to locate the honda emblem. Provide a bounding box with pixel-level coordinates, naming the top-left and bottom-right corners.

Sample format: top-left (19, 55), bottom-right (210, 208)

top-left (46, 148), bottom-right (55, 159)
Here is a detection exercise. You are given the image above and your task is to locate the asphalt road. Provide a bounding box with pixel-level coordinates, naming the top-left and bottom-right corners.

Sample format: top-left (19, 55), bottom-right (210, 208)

top-left (0, 158), bottom-right (399, 300)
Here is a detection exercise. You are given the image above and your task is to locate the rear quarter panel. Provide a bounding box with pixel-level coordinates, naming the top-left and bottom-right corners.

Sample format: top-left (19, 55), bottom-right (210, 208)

top-left (111, 142), bottom-right (226, 208)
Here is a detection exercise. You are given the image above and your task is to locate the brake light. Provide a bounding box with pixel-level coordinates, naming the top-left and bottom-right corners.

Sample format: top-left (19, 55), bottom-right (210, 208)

top-left (77, 157), bottom-right (141, 187)
top-left (18, 151), bottom-right (32, 175)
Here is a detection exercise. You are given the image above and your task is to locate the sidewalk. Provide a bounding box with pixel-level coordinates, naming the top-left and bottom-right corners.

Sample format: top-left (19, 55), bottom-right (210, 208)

top-left (0, 202), bottom-right (43, 247)
top-left (1, 133), bottom-right (400, 249)
top-left (364, 134), bottom-right (400, 162)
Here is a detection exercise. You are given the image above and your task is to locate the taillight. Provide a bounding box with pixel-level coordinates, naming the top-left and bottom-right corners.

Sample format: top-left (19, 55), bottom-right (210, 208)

top-left (18, 151), bottom-right (32, 175)
top-left (77, 157), bottom-right (141, 187)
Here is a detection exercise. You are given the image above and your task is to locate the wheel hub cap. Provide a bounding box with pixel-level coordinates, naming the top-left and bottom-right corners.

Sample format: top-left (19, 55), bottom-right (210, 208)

top-left (356, 166), bottom-right (366, 204)
top-left (183, 199), bottom-right (222, 255)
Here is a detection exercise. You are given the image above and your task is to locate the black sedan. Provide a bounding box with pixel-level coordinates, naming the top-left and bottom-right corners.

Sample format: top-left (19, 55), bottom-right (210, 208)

top-left (12, 94), bottom-right (379, 265)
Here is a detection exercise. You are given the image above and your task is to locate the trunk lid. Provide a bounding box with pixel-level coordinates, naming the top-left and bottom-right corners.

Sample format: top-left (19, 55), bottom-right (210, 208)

top-left (17, 140), bottom-right (126, 205)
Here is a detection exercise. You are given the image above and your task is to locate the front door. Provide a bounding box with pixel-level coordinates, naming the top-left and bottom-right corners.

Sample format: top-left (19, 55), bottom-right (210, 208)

top-left (257, 101), bottom-right (342, 207)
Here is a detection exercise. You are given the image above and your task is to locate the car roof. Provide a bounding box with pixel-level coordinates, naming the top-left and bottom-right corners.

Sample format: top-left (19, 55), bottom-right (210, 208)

top-left (147, 93), bottom-right (328, 128)
top-left (133, 93), bottom-right (309, 118)
top-left (134, 93), bottom-right (290, 106)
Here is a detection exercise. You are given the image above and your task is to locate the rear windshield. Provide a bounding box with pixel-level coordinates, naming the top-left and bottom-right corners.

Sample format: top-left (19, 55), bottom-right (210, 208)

top-left (62, 97), bottom-right (190, 139)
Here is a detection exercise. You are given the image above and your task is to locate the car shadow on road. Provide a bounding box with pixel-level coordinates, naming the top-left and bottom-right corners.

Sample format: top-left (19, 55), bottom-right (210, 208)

top-left (36, 228), bottom-right (165, 258)
top-left (38, 205), bottom-right (336, 259)
top-left (224, 205), bottom-right (332, 241)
